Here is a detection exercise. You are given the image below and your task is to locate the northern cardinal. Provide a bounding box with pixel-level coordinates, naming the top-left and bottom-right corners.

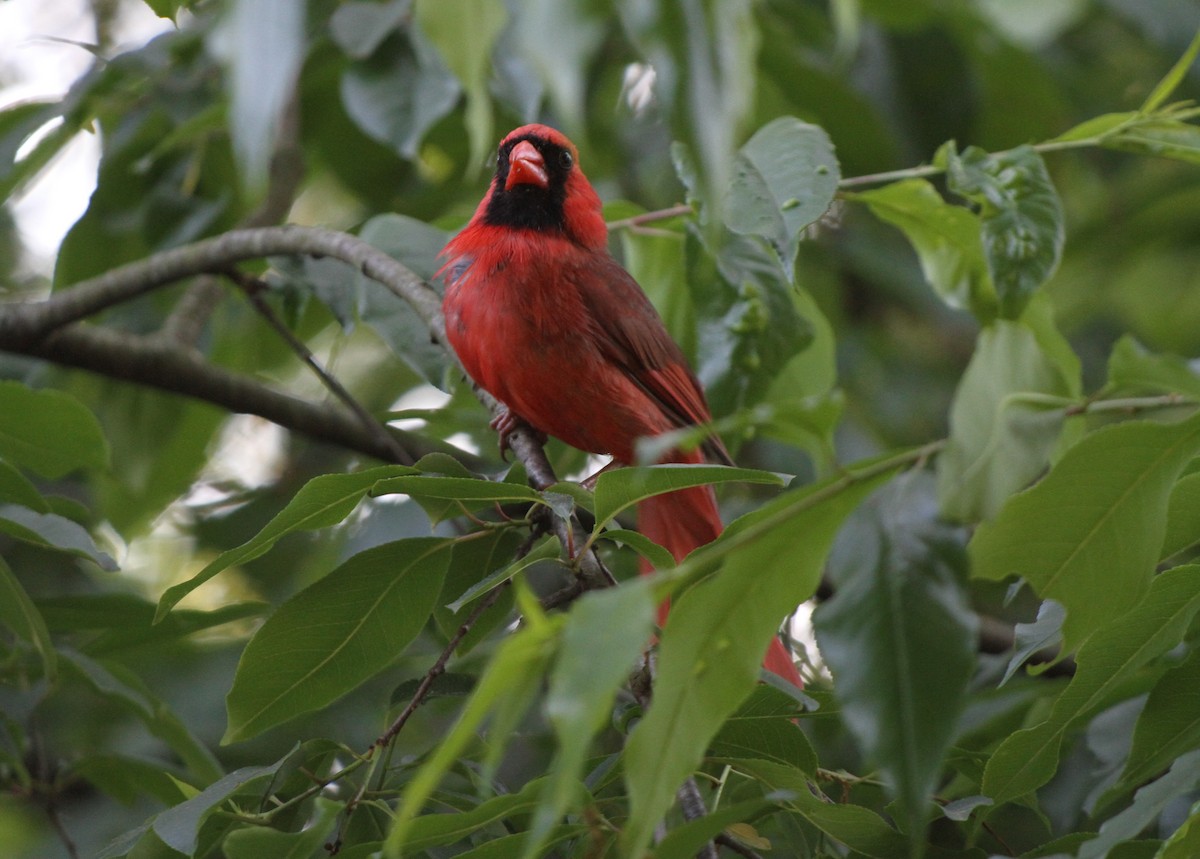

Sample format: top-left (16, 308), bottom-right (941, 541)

top-left (440, 124), bottom-right (801, 688)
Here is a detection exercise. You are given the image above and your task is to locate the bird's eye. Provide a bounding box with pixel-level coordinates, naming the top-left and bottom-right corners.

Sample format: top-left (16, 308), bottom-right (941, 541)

top-left (558, 150), bottom-right (574, 170)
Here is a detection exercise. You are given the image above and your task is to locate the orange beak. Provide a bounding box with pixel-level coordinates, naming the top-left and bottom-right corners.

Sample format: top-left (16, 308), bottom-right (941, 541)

top-left (505, 140), bottom-right (548, 190)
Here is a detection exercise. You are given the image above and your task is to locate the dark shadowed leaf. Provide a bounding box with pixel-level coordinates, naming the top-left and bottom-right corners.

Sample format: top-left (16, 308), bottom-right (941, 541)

top-left (0, 556), bottom-right (57, 682)
top-left (0, 504), bottom-right (116, 570)
top-left (0, 382), bottom-right (109, 477)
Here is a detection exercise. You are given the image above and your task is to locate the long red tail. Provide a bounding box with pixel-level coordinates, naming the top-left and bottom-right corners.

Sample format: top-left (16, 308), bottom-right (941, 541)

top-left (638, 463), bottom-right (803, 689)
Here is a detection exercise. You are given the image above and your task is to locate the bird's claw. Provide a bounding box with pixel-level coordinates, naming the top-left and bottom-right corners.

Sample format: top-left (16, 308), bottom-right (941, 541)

top-left (490, 410), bottom-right (546, 460)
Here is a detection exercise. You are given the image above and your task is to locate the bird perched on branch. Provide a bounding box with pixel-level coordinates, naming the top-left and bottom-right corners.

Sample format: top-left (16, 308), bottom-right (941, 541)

top-left (440, 124), bottom-right (801, 688)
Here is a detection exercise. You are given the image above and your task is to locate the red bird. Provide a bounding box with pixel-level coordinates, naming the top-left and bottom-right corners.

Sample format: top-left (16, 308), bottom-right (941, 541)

top-left (440, 124), bottom-right (801, 688)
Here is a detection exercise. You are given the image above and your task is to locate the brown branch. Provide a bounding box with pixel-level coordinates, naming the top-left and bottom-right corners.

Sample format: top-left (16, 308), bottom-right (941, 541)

top-left (606, 204), bottom-right (694, 231)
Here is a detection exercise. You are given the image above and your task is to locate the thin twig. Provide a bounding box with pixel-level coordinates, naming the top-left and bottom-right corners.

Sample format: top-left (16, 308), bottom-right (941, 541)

top-left (605, 203), bottom-right (694, 231)
top-left (226, 268), bottom-right (415, 465)
top-left (676, 777), bottom-right (719, 859)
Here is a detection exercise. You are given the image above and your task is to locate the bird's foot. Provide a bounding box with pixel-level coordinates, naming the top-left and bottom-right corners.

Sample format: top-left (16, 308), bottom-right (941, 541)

top-left (490, 410), bottom-right (546, 460)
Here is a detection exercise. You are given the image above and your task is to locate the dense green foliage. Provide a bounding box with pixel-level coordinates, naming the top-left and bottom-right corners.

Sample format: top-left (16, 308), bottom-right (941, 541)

top-left (2, 1), bottom-right (1200, 857)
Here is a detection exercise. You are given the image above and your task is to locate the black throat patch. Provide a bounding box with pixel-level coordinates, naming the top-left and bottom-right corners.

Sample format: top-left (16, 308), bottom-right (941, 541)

top-left (482, 135), bottom-right (572, 234)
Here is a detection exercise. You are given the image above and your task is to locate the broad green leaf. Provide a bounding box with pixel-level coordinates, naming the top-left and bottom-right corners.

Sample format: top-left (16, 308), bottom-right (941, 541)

top-left (970, 412), bottom-right (1200, 654)
top-left (1107, 336), bottom-right (1200, 399)
top-left (1050, 110), bottom-right (1140, 143)
top-left (1077, 749), bottom-right (1200, 859)
top-left (981, 566), bottom-right (1200, 804)
top-left (1164, 473), bottom-right (1200, 560)
top-left (0, 382), bottom-right (109, 477)
top-left (599, 527), bottom-right (677, 570)
top-left (225, 0), bottom-right (305, 191)
top-left (0, 556), bottom-right (57, 682)
top-left (156, 465), bottom-right (415, 620)
top-left (386, 620), bottom-right (559, 856)
top-left (592, 463), bottom-right (783, 529)
top-left (415, 0), bottom-right (506, 174)
top-left (816, 475), bottom-right (978, 849)
top-left (937, 320), bottom-right (1074, 522)
top-left (0, 460), bottom-right (50, 511)
top-left (1141, 29), bottom-right (1200, 113)
top-left (688, 228), bottom-right (813, 415)
top-left (62, 649), bottom-right (222, 784)
top-left (709, 686), bottom-right (817, 772)
top-left (153, 761), bottom-right (291, 854)
top-left (522, 580), bottom-right (657, 858)
top-left (724, 116), bottom-right (840, 274)
top-left (223, 798), bottom-right (339, 858)
top-left (224, 538), bottom-right (452, 742)
top-left (849, 178), bottom-right (995, 317)
top-left (0, 504), bottom-right (117, 571)
top-left (1106, 119), bottom-right (1200, 165)
top-left (340, 27), bottom-right (460, 159)
top-left (1112, 648), bottom-right (1200, 800)
top-left (620, 457), bottom-right (899, 856)
top-left (945, 145), bottom-right (1064, 319)
top-left (330, 0), bottom-right (412, 59)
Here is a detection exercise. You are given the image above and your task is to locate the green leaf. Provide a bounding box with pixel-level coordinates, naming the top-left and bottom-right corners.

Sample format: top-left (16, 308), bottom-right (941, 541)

top-left (340, 27), bottom-right (460, 159)
top-left (1141, 29), bottom-right (1200, 113)
top-left (937, 319), bottom-right (1075, 522)
top-left (1107, 336), bottom-right (1200, 399)
top-left (330, 0), bottom-right (412, 59)
top-left (224, 538), bottom-right (452, 743)
top-left (849, 178), bottom-right (995, 318)
top-left (1160, 796), bottom-right (1200, 859)
top-left (1105, 119), bottom-right (1200, 165)
top-left (522, 580), bottom-right (657, 858)
top-left (62, 649), bottom-right (223, 784)
top-left (592, 463), bottom-right (783, 530)
top-left (223, 798), bottom-right (338, 858)
top-left (815, 474), bottom-right (978, 850)
top-left (400, 778), bottom-right (547, 852)
top-left (970, 412), bottom-right (1200, 654)
top-left (434, 530), bottom-right (522, 653)
top-left (415, 0), bottom-right (507, 174)
top-left (981, 565), bottom-right (1200, 804)
top-left (709, 686), bottom-right (817, 772)
top-left (73, 754), bottom-right (190, 807)
top-left (653, 798), bottom-right (775, 859)
top-left (1164, 473), bottom-right (1200, 560)
top-left (152, 761), bottom-right (291, 854)
top-left (0, 460), bottom-right (50, 511)
top-left (0, 382), bottom-right (109, 477)
top-left (156, 465), bottom-right (415, 620)
top-left (1112, 647), bottom-right (1200, 799)
top-left (718, 757), bottom-right (910, 857)
top-left (599, 527), bottom-right (677, 570)
top-left (225, 0), bottom-right (305, 191)
top-left (724, 116), bottom-right (840, 274)
top-left (0, 504), bottom-right (117, 570)
top-left (386, 620), bottom-right (559, 856)
top-left (620, 456), bottom-right (900, 856)
top-left (372, 474), bottom-right (545, 521)
top-left (446, 535), bottom-right (560, 612)
top-left (1077, 750), bottom-right (1200, 859)
top-left (945, 145), bottom-right (1064, 318)
top-left (0, 556), bottom-right (57, 682)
